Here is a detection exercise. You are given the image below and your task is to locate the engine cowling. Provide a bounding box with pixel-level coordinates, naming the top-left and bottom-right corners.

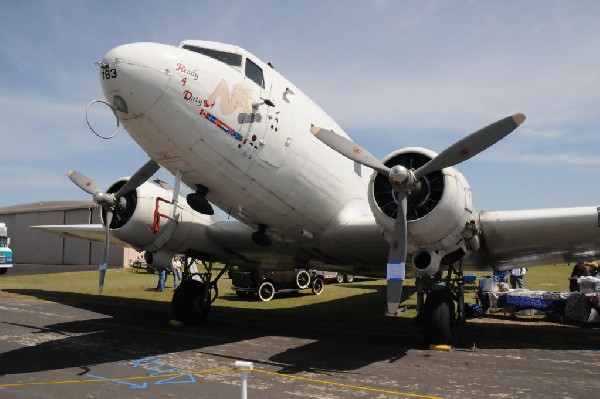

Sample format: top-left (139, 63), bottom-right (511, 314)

top-left (101, 179), bottom-right (221, 267)
top-left (367, 147), bottom-right (477, 276)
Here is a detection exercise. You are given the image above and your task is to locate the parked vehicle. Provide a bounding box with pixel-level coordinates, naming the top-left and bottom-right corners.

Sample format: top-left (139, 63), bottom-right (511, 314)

top-left (231, 268), bottom-right (324, 301)
top-left (312, 270), bottom-right (354, 283)
top-left (0, 223), bottom-right (13, 275)
top-left (130, 258), bottom-right (170, 274)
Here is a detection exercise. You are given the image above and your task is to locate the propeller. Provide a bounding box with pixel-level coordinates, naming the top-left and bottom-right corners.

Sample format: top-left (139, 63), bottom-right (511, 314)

top-left (99, 211), bottom-right (112, 293)
top-left (68, 159), bottom-right (160, 294)
top-left (311, 113), bottom-right (526, 314)
top-left (114, 159), bottom-right (160, 198)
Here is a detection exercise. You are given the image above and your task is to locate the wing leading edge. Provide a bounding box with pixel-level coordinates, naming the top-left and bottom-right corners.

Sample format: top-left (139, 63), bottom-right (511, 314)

top-left (32, 224), bottom-right (132, 248)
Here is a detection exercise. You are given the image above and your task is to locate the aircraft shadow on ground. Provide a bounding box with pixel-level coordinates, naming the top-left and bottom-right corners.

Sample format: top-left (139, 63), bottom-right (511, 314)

top-left (0, 288), bottom-right (598, 377)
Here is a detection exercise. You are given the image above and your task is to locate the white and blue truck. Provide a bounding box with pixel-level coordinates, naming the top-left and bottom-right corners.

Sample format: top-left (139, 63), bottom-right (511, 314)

top-left (0, 223), bottom-right (13, 275)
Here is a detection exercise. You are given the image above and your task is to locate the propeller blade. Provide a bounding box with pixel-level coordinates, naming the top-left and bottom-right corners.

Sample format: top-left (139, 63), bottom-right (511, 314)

top-left (415, 113), bottom-right (526, 179)
top-left (311, 126), bottom-right (391, 176)
top-left (98, 211), bottom-right (112, 294)
top-left (115, 159), bottom-right (160, 198)
top-left (98, 265), bottom-right (107, 294)
top-left (387, 192), bottom-right (408, 315)
top-left (68, 170), bottom-right (102, 195)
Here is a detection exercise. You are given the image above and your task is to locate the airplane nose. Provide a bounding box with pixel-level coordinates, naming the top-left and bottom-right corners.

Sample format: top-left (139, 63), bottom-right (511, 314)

top-left (100, 43), bottom-right (175, 119)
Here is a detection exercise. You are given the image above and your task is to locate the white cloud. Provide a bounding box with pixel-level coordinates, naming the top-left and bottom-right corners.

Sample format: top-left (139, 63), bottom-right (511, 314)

top-left (504, 153), bottom-right (600, 166)
top-left (520, 127), bottom-right (565, 140)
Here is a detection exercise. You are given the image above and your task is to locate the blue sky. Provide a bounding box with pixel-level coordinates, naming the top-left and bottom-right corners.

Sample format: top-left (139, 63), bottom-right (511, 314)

top-left (1, 0), bottom-right (599, 213)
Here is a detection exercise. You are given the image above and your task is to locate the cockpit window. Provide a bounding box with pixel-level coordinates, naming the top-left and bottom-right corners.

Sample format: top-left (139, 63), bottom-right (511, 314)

top-left (245, 58), bottom-right (265, 88)
top-left (182, 45), bottom-right (242, 67)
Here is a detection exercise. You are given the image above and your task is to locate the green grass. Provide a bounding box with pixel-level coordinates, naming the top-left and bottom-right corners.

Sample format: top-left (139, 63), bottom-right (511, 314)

top-left (0, 263), bottom-right (575, 317)
top-left (474, 264), bottom-right (573, 292)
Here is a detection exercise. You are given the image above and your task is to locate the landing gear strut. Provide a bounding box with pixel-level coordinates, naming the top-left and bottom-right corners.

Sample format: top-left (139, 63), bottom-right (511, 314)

top-left (171, 256), bottom-right (229, 325)
top-left (416, 256), bottom-right (466, 345)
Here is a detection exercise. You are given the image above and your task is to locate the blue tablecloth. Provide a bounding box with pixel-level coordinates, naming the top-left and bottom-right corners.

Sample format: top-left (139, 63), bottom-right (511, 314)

top-left (497, 295), bottom-right (561, 312)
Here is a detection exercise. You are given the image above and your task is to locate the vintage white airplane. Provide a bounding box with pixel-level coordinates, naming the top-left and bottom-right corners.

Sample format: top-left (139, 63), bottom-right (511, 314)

top-left (35, 40), bottom-right (600, 344)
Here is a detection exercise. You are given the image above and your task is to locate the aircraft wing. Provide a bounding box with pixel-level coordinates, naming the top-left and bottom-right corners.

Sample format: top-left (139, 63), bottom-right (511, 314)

top-left (204, 217), bottom-right (389, 272)
top-left (32, 224), bottom-right (132, 248)
top-left (470, 206), bottom-right (600, 270)
top-left (31, 207), bottom-right (600, 275)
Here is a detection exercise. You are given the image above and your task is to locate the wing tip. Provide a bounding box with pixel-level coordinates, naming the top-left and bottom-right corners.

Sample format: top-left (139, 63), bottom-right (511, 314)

top-left (512, 113), bottom-right (526, 126)
top-left (310, 125), bottom-right (321, 136)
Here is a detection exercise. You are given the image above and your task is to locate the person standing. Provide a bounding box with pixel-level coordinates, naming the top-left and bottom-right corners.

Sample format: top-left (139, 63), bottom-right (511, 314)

top-left (172, 255), bottom-right (182, 289)
top-left (509, 267), bottom-right (526, 289)
top-left (156, 265), bottom-right (167, 292)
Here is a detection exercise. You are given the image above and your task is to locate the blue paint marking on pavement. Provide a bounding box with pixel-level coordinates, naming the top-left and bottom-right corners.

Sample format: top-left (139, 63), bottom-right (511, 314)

top-left (87, 373), bottom-right (148, 390)
top-left (148, 365), bottom-right (181, 376)
top-left (120, 356), bottom-right (162, 368)
top-left (99, 356), bottom-right (198, 389)
top-left (155, 374), bottom-right (197, 385)
top-left (120, 356), bottom-right (182, 376)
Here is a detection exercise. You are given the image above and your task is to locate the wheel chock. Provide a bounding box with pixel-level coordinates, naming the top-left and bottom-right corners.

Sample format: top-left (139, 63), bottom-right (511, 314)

top-left (429, 344), bottom-right (452, 351)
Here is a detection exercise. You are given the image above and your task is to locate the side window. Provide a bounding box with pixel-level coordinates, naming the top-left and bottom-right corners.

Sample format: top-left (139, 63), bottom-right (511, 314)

top-left (245, 59), bottom-right (265, 88)
top-left (182, 45), bottom-right (242, 67)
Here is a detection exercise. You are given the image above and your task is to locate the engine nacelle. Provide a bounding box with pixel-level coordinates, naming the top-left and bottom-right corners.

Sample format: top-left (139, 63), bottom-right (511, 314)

top-left (144, 250), bottom-right (174, 269)
top-left (367, 147), bottom-right (477, 276)
top-left (102, 179), bottom-right (222, 267)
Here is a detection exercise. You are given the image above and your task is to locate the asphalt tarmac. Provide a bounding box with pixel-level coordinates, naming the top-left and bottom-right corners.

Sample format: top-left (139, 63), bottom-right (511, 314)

top-left (0, 270), bottom-right (599, 398)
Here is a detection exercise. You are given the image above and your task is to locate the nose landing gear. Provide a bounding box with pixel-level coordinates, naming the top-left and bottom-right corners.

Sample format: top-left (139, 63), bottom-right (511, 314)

top-left (416, 256), bottom-right (466, 345)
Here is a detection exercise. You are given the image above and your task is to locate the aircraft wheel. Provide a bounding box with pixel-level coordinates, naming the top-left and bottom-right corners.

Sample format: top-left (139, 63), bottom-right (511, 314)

top-left (296, 270), bottom-right (311, 289)
top-left (344, 274), bottom-right (354, 283)
top-left (311, 277), bottom-right (324, 295)
top-left (172, 280), bottom-right (211, 325)
top-left (421, 290), bottom-right (455, 345)
top-left (258, 281), bottom-right (275, 301)
top-left (335, 273), bottom-right (344, 284)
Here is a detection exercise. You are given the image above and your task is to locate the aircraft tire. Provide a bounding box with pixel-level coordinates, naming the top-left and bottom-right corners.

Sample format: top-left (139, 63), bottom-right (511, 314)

top-left (172, 279), bottom-right (211, 325)
top-left (344, 274), bottom-right (354, 283)
top-left (311, 277), bottom-right (324, 295)
top-left (422, 290), bottom-right (455, 345)
top-left (335, 273), bottom-right (344, 284)
top-left (296, 270), bottom-right (311, 289)
top-left (258, 281), bottom-right (275, 301)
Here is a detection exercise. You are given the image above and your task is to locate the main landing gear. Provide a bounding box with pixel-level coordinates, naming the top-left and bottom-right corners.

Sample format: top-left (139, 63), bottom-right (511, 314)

top-left (416, 256), bottom-right (467, 345)
top-left (171, 256), bottom-right (229, 325)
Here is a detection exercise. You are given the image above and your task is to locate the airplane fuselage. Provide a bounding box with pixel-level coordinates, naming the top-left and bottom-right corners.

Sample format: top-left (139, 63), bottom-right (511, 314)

top-left (100, 41), bottom-right (389, 267)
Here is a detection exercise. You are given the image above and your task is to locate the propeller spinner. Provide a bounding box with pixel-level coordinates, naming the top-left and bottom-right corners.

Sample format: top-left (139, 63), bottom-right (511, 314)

top-left (312, 113), bottom-right (525, 314)
top-left (68, 159), bottom-right (159, 293)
